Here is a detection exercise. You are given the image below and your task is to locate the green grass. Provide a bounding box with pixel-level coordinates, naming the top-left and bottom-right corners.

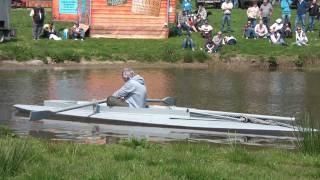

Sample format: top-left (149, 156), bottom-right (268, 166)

top-left (1, 5), bottom-right (320, 64)
top-left (296, 115), bottom-right (320, 155)
top-left (0, 135), bottom-right (319, 179)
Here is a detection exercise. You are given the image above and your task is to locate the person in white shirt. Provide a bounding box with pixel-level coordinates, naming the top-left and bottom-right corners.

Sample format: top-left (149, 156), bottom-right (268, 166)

top-left (221, 0), bottom-right (233, 32)
top-left (295, 26), bottom-right (308, 46)
top-left (255, 21), bottom-right (269, 38)
top-left (270, 18), bottom-right (284, 33)
top-left (197, 5), bottom-right (207, 21)
top-left (247, 2), bottom-right (260, 27)
top-left (199, 21), bottom-right (213, 38)
top-left (270, 27), bottom-right (287, 45)
top-left (30, 4), bottom-right (45, 40)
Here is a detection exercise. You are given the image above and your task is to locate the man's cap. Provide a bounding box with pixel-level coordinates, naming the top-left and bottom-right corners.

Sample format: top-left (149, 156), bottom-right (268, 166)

top-left (276, 18), bottom-right (282, 24)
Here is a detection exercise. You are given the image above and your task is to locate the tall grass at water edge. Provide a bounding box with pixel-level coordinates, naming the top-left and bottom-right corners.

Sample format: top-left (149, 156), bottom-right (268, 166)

top-left (0, 134), bottom-right (319, 179)
top-left (296, 115), bottom-right (320, 155)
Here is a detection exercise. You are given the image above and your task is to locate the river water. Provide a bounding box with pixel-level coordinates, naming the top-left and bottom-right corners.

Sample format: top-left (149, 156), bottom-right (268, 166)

top-left (1, 67), bottom-right (319, 147)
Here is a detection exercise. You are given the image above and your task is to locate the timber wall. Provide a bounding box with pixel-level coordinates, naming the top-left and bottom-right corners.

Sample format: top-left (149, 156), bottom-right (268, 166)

top-left (51, 0), bottom-right (176, 39)
top-left (25, 0), bottom-right (52, 7)
top-left (90, 0), bottom-right (172, 39)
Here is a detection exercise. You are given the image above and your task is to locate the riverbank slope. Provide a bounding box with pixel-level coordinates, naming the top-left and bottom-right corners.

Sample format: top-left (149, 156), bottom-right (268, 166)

top-left (1, 7), bottom-right (320, 68)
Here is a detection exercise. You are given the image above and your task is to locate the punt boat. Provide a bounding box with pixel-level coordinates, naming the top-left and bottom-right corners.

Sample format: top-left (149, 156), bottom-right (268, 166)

top-left (13, 98), bottom-right (298, 136)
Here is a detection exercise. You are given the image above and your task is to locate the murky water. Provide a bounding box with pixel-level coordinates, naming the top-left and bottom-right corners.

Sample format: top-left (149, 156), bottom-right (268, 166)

top-left (1, 67), bottom-right (320, 147)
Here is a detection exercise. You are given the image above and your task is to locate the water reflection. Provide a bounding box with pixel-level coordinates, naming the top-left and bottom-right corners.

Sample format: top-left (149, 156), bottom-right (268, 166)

top-left (1, 67), bottom-right (319, 147)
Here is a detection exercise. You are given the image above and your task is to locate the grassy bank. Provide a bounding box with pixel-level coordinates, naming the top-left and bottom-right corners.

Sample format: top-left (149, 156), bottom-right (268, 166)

top-left (0, 136), bottom-right (319, 179)
top-left (1, 6), bottom-right (320, 65)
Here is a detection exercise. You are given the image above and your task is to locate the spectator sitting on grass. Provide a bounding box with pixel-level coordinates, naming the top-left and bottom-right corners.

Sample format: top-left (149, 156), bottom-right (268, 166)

top-left (194, 14), bottom-right (205, 30)
top-left (295, 26), bottom-right (308, 46)
top-left (223, 35), bottom-right (237, 45)
top-left (212, 31), bottom-right (224, 52)
top-left (42, 21), bottom-right (61, 40)
top-left (270, 18), bottom-right (284, 33)
top-left (282, 22), bottom-right (292, 38)
top-left (205, 38), bottom-right (215, 53)
top-left (270, 27), bottom-right (287, 45)
top-left (187, 17), bottom-right (198, 32)
top-left (247, 1), bottom-right (260, 28)
top-left (197, 4), bottom-right (207, 21)
top-left (244, 21), bottom-right (257, 39)
top-left (177, 11), bottom-right (190, 36)
top-left (71, 22), bottom-right (85, 41)
top-left (182, 32), bottom-right (195, 51)
top-left (255, 20), bottom-right (269, 38)
top-left (199, 21), bottom-right (213, 38)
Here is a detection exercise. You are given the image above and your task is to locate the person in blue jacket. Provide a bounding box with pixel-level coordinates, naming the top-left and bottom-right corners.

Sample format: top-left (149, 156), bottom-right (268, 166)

top-left (182, 0), bottom-right (193, 15)
top-left (294, 0), bottom-right (308, 31)
top-left (280, 0), bottom-right (292, 24)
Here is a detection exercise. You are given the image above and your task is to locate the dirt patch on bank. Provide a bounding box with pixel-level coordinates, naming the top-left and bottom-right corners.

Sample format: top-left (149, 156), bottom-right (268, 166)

top-left (1, 55), bottom-right (320, 71)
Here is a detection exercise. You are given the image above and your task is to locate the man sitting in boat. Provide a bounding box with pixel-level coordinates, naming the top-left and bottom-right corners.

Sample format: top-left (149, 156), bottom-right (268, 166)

top-left (107, 68), bottom-right (147, 108)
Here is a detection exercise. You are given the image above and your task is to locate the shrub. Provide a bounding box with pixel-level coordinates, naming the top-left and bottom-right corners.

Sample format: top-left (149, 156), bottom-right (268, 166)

top-left (120, 137), bottom-right (149, 149)
top-left (183, 51), bottom-right (194, 63)
top-left (162, 46), bottom-right (180, 62)
top-left (295, 55), bottom-right (306, 67)
top-left (268, 56), bottom-right (278, 68)
top-left (295, 115), bottom-right (320, 155)
top-left (194, 50), bottom-right (209, 63)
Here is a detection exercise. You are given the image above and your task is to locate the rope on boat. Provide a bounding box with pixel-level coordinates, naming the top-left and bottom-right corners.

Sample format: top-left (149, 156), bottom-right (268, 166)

top-left (190, 111), bottom-right (294, 129)
top-left (242, 116), bottom-right (295, 129)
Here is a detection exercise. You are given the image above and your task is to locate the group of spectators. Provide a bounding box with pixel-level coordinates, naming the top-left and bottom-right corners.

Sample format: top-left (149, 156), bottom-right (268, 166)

top-left (179, 0), bottom-right (317, 52)
top-left (179, 0), bottom-right (237, 53)
top-left (30, 4), bottom-right (88, 41)
top-left (243, 0), bottom-right (311, 46)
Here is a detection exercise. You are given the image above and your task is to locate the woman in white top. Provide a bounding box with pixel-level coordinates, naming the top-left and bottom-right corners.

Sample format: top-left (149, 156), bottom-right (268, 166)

top-left (270, 27), bottom-right (286, 45)
top-left (255, 21), bottom-right (268, 38)
top-left (295, 27), bottom-right (308, 46)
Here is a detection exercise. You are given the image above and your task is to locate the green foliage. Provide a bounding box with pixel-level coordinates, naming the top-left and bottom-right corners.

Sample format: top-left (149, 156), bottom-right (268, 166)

top-left (0, 138), bottom-right (35, 177)
top-left (183, 50), bottom-right (194, 63)
top-left (268, 56), bottom-right (278, 67)
top-left (227, 145), bottom-right (257, 164)
top-left (0, 126), bottom-right (17, 138)
top-left (120, 137), bottom-right (149, 149)
top-left (296, 115), bottom-right (320, 155)
top-left (0, 137), bottom-right (318, 179)
top-left (194, 50), bottom-right (210, 63)
top-left (295, 55), bottom-right (306, 67)
top-left (162, 45), bottom-right (180, 62)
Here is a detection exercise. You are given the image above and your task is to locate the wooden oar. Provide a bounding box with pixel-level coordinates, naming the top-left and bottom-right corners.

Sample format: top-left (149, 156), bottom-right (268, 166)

top-left (29, 97), bottom-right (176, 121)
top-left (147, 97), bottom-right (176, 106)
top-left (30, 99), bottom-right (107, 121)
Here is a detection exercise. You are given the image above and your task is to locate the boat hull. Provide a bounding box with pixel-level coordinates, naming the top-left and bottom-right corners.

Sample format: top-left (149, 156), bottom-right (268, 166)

top-left (13, 100), bottom-right (297, 136)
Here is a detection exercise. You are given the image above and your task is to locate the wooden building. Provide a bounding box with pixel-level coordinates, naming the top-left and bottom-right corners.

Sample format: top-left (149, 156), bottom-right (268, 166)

top-left (24, 0), bottom-right (52, 7)
top-left (52, 0), bottom-right (176, 39)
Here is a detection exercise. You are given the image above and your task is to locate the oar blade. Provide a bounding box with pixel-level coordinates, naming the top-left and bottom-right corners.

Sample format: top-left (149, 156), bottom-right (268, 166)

top-left (29, 110), bottom-right (53, 121)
